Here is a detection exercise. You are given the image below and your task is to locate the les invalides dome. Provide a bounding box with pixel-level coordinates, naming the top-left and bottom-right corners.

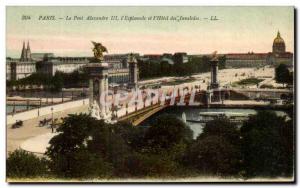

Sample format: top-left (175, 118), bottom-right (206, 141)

top-left (272, 31), bottom-right (286, 54)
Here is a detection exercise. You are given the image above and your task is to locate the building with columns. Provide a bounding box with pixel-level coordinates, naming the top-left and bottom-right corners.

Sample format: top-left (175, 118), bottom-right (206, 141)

top-left (7, 41), bottom-right (36, 80)
top-left (6, 41), bottom-right (138, 86)
top-left (36, 57), bottom-right (89, 76)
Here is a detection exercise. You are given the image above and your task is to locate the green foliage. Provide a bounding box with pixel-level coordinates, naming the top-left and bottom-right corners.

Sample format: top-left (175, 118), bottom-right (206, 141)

top-left (7, 68), bottom-right (89, 91)
top-left (52, 72), bottom-right (64, 91)
top-left (7, 149), bottom-right (48, 178)
top-left (275, 64), bottom-right (293, 85)
top-left (189, 135), bottom-right (241, 176)
top-left (236, 78), bottom-right (264, 85)
top-left (199, 117), bottom-right (241, 144)
top-left (143, 114), bottom-right (193, 153)
top-left (186, 111), bottom-right (294, 178)
top-left (48, 148), bottom-right (112, 178)
top-left (87, 122), bottom-right (131, 173)
top-left (46, 114), bottom-right (137, 178)
top-left (260, 84), bottom-right (274, 89)
top-left (115, 152), bottom-right (178, 178)
top-left (61, 69), bottom-right (89, 88)
top-left (46, 114), bottom-right (113, 178)
top-left (113, 121), bottom-right (146, 151)
top-left (27, 109), bottom-right (293, 179)
top-left (241, 111), bottom-right (294, 177)
top-left (161, 78), bottom-right (196, 86)
top-left (45, 113), bottom-right (196, 178)
top-left (138, 55), bottom-right (226, 79)
top-left (187, 118), bottom-right (242, 176)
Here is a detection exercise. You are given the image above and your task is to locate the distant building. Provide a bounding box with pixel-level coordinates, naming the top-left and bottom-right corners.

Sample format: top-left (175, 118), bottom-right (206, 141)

top-left (104, 53), bottom-right (139, 69)
top-left (104, 54), bottom-right (128, 69)
top-left (268, 31), bottom-right (293, 66)
top-left (6, 58), bottom-right (36, 81)
top-left (6, 41), bottom-right (135, 85)
top-left (225, 52), bottom-right (268, 68)
top-left (103, 53), bottom-right (141, 84)
top-left (20, 41), bottom-right (32, 61)
top-left (225, 31), bottom-right (293, 68)
top-left (31, 53), bottom-right (55, 61)
top-left (7, 41), bottom-right (36, 80)
top-left (272, 31), bottom-right (286, 53)
top-left (36, 57), bottom-right (89, 76)
top-left (6, 61), bottom-right (11, 80)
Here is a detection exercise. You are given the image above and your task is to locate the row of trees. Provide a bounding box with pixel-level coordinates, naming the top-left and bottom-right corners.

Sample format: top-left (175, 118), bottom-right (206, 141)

top-left (7, 109), bottom-right (294, 180)
top-left (7, 69), bottom-right (89, 92)
top-left (138, 56), bottom-right (226, 79)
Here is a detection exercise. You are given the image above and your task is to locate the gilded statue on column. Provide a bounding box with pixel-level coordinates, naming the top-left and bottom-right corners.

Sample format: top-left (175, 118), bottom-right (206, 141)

top-left (91, 41), bottom-right (108, 62)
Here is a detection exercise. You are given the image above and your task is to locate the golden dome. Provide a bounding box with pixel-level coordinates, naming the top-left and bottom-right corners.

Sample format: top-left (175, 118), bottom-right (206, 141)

top-left (273, 31), bottom-right (285, 44)
top-left (272, 31), bottom-right (286, 53)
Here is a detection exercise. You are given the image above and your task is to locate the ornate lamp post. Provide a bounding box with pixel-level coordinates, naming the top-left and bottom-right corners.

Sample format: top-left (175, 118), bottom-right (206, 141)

top-left (51, 107), bottom-right (54, 133)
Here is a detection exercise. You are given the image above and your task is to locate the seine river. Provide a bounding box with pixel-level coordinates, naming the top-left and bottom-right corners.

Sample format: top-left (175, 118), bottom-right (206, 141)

top-left (141, 107), bottom-right (288, 139)
top-left (6, 105), bottom-right (35, 114)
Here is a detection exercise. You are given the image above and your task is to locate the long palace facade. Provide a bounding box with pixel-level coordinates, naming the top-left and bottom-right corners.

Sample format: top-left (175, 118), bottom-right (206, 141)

top-left (6, 42), bottom-right (135, 85)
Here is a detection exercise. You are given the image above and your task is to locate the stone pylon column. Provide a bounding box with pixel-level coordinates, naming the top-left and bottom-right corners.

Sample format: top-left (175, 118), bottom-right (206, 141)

top-left (86, 62), bottom-right (109, 119)
top-left (128, 53), bottom-right (139, 90)
top-left (210, 56), bottom-right (219, 89)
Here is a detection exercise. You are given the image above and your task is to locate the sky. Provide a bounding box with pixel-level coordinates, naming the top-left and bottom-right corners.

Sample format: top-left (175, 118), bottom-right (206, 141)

top-left (6, 6), bottom-right (294, 58)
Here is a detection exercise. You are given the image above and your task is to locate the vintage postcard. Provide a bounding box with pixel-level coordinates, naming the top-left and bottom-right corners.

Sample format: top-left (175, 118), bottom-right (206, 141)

top-left (6, 6), bottom-right (295, 183)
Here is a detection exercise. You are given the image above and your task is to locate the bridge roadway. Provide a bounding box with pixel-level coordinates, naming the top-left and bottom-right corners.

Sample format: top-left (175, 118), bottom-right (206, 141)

top-left (7, 88), bottom-right (293, 125)
top-left (116, 90), bottom-right (204, 126)
top-left (117, 103), bottom-right (167, 126)
top-left (116, 88), bottom-right (292, 126)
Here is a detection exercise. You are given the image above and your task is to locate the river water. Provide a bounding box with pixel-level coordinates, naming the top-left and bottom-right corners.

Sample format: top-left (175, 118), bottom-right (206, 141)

top-left (6, 105), bottom-right (35, 114)
top-left (141, 107), bottom-right (288, 139)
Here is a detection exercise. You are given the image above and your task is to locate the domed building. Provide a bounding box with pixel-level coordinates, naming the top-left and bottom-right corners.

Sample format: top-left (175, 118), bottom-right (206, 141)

top-left (272, 31), bottom-right (286, 54)
top-left (267, 31), bottom-right (293, 67)
top-left (225, 31), bottom-right (293, 68)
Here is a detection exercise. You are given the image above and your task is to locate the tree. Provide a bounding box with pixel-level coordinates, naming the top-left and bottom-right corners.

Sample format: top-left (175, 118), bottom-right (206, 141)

top-left (198, 117), bottom-right (240, 145)
top-left (143, 114), bottom-right (193, 153)
top-left (113, 121), bottom-right (146, 152)
top-left (160, 61), bottom-right (172, 76)
top-left (240, 111), bottom-right (293, 178)
top-left (52, 72), bottom-right (64, 91)
top-left (115, 152), bottom-right (178, 178)
top-left (218, 55), bottom-right (226, 69)
top-left (188, 135), bottom-right (241, 176)
top-left (86, 122), bottom-right (132, 175)
top-left (46, 114), bottom-right (135, 178)
top-left (186, 117), bottom-right (242, 176)
top-left (46, 114), bottom-right (113, 177)
top-left (275, 64), bottom-right (290, 86)
top-left (7, 149), bottom-right (48, 178)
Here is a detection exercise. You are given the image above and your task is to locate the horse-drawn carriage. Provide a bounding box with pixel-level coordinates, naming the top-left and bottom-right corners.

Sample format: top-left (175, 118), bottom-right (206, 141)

top-left (11, 120), bottom-right (23, 129)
